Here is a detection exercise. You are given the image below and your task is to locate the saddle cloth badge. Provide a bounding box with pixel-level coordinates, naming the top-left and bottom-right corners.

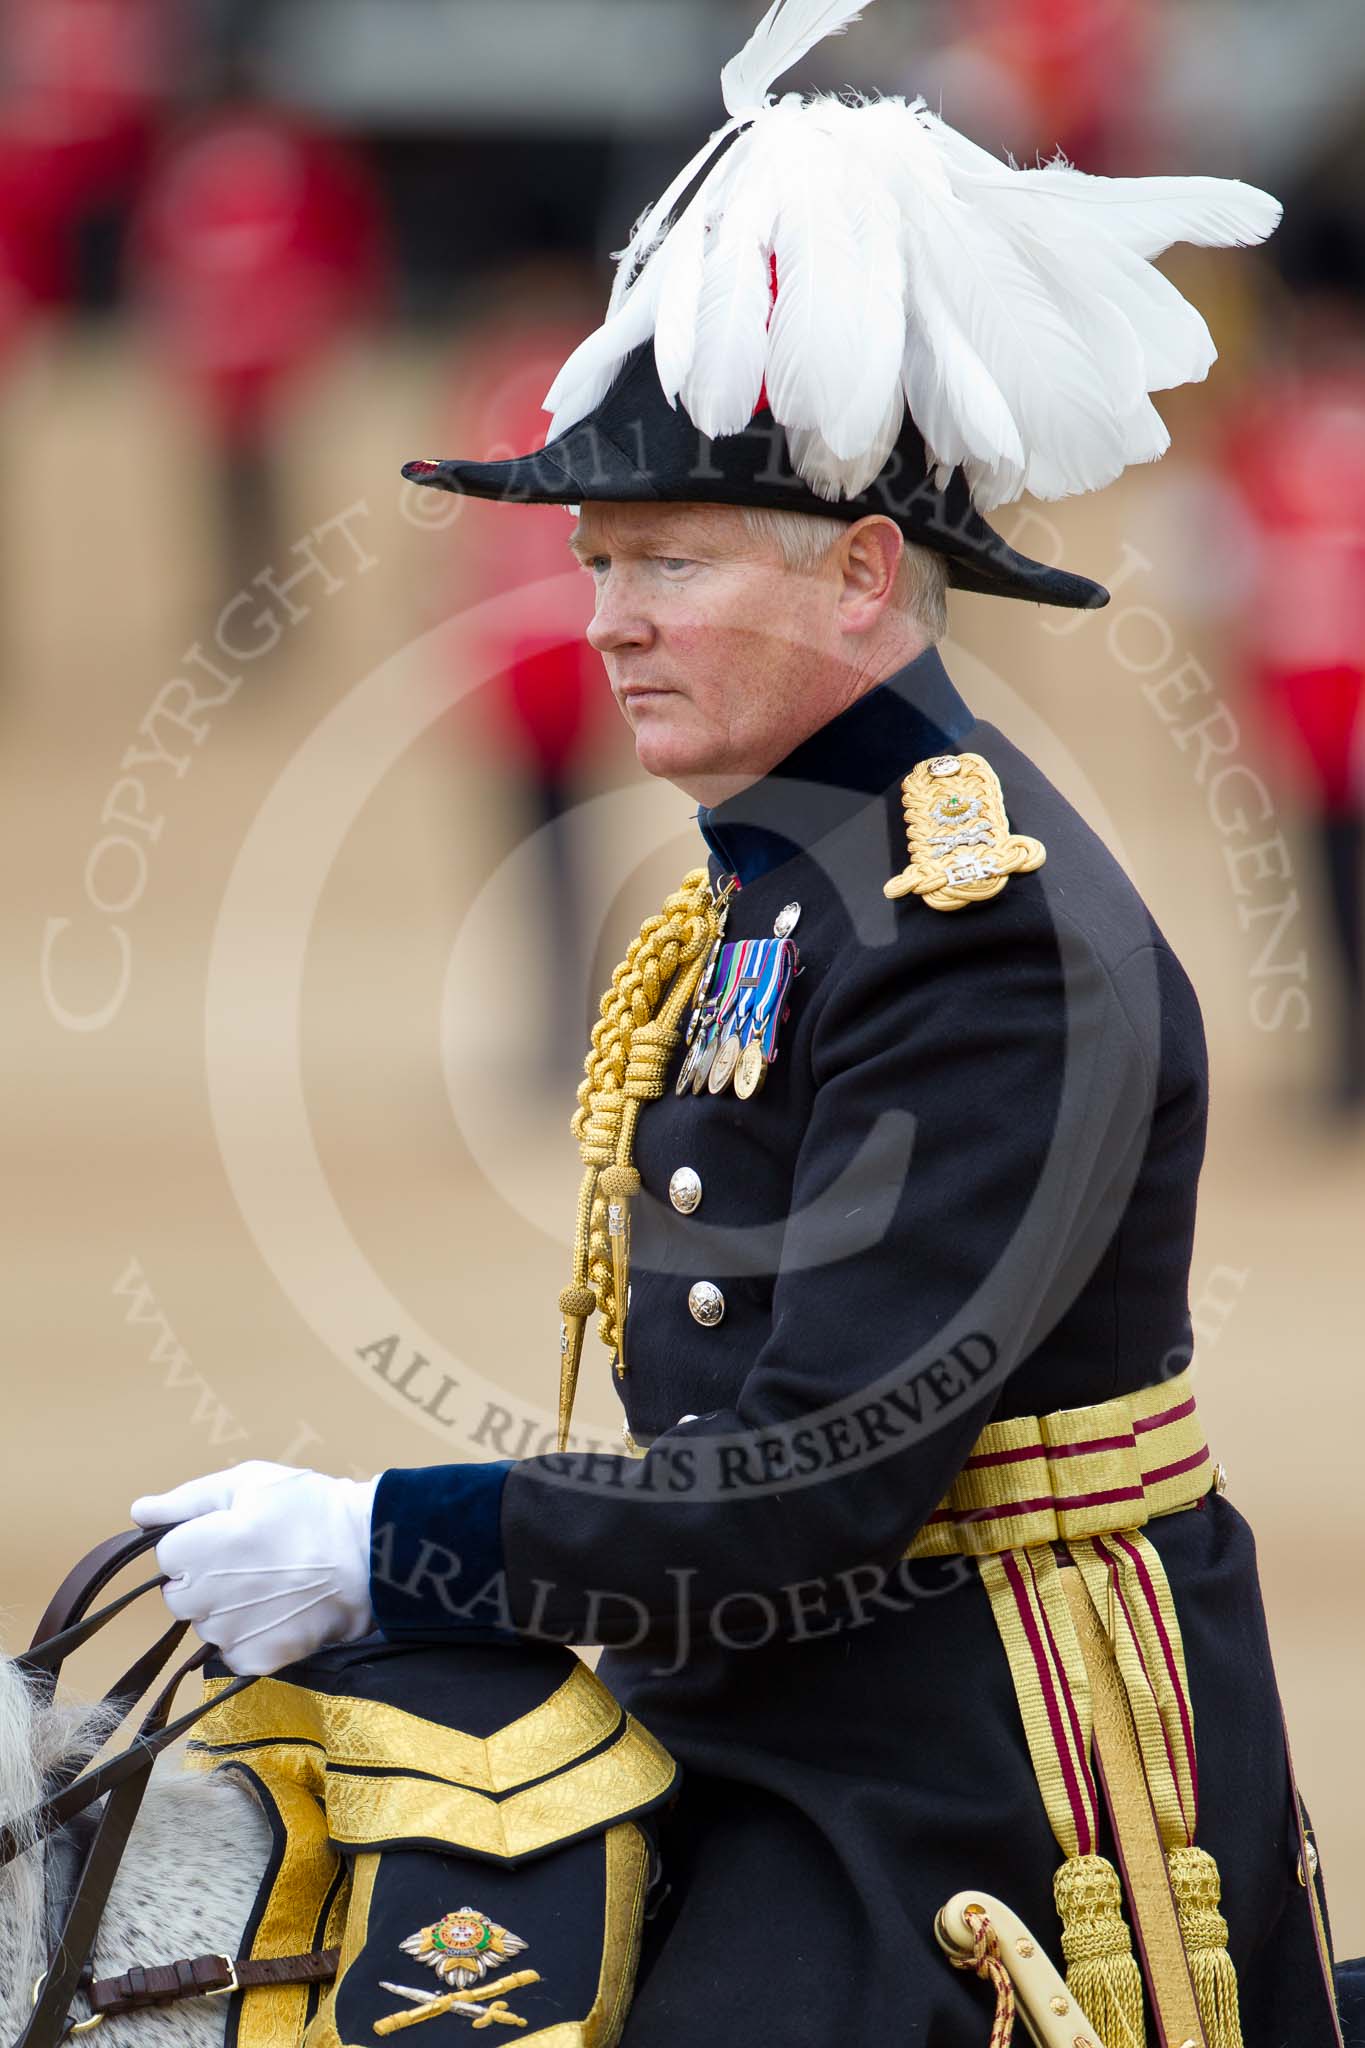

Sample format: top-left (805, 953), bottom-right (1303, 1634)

top-left (185, 1640), bottom-right (677, 2048)
top-left (884, 751), bottom-right (1045, 912)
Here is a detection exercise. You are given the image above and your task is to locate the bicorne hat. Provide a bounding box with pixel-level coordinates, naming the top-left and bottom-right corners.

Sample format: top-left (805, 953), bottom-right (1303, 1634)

top-left (404, 0), bottom-right (1280, 611)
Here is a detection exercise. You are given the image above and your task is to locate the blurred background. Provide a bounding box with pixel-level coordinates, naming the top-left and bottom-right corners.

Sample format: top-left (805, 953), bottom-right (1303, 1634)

top-left (3, 0), bottom-right (1363, 1951)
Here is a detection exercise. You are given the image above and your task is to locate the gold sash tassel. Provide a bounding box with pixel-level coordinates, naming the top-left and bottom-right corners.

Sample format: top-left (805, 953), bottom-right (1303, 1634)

top-left (1052, 1855), bottom-right (1148, 2048)
top-left (979, 1548), bottom-right (1146, 2042)
top-left (1167, 1845), bottom-right (1244, 2048)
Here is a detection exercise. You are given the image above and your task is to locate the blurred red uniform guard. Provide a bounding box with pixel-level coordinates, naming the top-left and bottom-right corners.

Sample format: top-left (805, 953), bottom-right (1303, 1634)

top-left (129, 102), bottom-right (388, 588)
top-left (129, 107), bottom-right (387, 439)
top-left (957, 0), bottom-right (1154, 169)
top-left (0, 0), bottom-right (177, 345)
top-left (1222, 359), bottom-right (1365, 1105)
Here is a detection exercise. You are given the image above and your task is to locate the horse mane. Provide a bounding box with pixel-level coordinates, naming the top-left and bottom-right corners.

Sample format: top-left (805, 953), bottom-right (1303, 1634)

top-left (6, 1667), bottom-right (124, 1801)
top-left (0, 1645), bottom-right (272, 2043)
top-left (0, 1648), bottom-right (124, 2034)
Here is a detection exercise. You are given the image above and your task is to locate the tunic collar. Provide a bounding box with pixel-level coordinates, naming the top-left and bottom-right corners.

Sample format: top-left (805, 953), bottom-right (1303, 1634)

top-left (697, 646), bottom-right (974, 885)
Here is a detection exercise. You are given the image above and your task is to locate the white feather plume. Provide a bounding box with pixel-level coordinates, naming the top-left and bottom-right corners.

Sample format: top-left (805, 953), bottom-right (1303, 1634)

top-left (678, 139), bottom-right (775, 438)
top-left (541, 0), bottom-right (1281, 510)
top-left (921, 114), bottom-right (1281, 260)
top-left (594, 0), bottom-right (869, 354)
top-left (653, 185), bottom-right (714, 405)
top-left (764, 105), bottom-right (896, 445)
top-left (543, 259), bottom-right (663, 439)
top-left (720, 0), bottom-right (867, 116)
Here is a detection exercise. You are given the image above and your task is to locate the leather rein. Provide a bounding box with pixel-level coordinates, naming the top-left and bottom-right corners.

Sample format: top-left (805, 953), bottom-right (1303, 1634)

top-left (3, 1530), bottom-right (336, 2046)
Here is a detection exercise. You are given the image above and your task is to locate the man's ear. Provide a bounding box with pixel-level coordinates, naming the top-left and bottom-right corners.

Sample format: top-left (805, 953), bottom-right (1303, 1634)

top-left (836, 517), bottom-right (904, 633)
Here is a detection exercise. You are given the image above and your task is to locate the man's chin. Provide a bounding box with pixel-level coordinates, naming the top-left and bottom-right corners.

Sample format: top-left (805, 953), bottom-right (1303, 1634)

top-left (631, 724), bottom-right (760, 806)
top-left (631, 717), bottom-right (707, 786)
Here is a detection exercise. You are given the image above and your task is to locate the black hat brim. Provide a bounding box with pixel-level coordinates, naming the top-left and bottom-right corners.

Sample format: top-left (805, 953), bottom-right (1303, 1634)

top-left (404, 345), bottom-right (1108, 611)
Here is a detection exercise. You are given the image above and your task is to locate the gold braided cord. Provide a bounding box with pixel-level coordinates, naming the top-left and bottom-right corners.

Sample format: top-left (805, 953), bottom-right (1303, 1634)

top-left (556, 867), bottom-right (725, 1448)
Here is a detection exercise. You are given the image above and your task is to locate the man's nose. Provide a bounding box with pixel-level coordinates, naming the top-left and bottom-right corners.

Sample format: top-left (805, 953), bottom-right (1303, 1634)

top-left (586, 575), bottom-right (654, 654)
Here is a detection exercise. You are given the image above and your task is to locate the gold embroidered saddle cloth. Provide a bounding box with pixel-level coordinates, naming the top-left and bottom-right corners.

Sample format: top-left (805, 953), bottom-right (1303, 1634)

top-left (185, 1639), bottom-right (677, 2048)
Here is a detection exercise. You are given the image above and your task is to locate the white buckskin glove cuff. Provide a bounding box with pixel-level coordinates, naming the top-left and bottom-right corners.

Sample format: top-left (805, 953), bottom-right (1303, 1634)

top-left (130, 1464), bottom-right (379, 1677)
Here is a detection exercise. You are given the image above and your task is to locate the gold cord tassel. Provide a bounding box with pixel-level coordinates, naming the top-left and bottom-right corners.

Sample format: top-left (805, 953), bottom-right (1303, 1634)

top-left (597, 1164), bottom-right (640, 1379)
top-left (1053, 1854), bottom-right (1147, 2048)
top-left (556, 1282), bottom-right (596, 1454)
top-left (1167, 1844), bottom-right (1244, 2047)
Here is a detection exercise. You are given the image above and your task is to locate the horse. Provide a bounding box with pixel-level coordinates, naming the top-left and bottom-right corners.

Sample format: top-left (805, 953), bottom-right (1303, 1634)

top-left (0, 1637), bottom-right (268, 2047)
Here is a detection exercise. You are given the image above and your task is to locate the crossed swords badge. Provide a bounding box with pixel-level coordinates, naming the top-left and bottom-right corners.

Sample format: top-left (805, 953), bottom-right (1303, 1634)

top-left (373, 1909), bottom-right (539, 2035)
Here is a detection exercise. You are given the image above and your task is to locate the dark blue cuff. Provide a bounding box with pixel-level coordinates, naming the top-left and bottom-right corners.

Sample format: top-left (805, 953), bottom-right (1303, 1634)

top-left (370, 1461), bottom-right (517, 1642)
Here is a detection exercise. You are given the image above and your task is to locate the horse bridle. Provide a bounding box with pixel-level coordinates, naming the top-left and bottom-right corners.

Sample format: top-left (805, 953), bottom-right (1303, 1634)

top-left (2, 1528), bottom-right (264, 2048)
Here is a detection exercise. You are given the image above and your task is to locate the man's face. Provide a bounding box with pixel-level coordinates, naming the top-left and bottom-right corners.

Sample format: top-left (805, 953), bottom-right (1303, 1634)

top-left (568, 501), bottom-right (845, 803)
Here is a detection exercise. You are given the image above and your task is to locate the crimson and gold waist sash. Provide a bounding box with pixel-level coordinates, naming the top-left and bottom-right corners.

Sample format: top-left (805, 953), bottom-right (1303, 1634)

top-left (908, 1366), bottom-right (1211, 1559)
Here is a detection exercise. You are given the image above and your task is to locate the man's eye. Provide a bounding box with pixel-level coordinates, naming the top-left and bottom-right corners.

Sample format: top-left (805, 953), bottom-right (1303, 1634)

top-left (659, 558), bottom-right (692, 572)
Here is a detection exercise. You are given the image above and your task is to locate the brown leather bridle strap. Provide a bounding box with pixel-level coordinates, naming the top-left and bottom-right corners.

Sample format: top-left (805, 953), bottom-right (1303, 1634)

top-left (10, 1531), bottom-right (264, 2048)
top-left (86, 1948), bottom-right (340, 2019)
top-left (18, 1576), bottom-right (168, 1682)
top-left (16, 1642), bottom-right (217, 2048)
top-left (0, 1653), bottom-right (259, 1868)
top-left (29, 1621), bottom-right (192, 1819)
top-left (25, 1529), bottom-right (166, 1677)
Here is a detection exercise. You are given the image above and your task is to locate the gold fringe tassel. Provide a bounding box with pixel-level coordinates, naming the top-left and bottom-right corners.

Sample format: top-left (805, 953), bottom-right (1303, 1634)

top-left (1053, 1853), bottom-right (1148, 2048)
top-left (1168, 1843), bottom-right (1245, 2047)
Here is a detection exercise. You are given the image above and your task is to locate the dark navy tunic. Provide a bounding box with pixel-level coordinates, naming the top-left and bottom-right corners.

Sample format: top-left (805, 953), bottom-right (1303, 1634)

top-left (372, 650), bottom-right (1340, 2044)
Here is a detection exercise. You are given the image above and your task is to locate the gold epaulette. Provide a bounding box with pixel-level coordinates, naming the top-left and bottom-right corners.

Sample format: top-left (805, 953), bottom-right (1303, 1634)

top-left (884, 750), bottom-right (1045, 911)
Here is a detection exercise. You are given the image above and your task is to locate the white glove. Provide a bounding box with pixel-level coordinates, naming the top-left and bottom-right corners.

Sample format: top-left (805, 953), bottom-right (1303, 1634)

top-left (130, 1462), bottom-right (379, 1677)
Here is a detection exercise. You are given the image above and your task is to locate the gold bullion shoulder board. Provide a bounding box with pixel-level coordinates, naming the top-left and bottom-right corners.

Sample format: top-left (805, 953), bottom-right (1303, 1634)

top-left (884, 751), bottom-right (1045, 912)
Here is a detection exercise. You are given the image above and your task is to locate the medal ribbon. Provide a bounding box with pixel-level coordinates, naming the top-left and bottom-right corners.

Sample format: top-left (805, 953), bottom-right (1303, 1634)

top-left (683, 936), bottom-right (799, 1068)
top-left (726, 939), bottom-right (767, 1048)
top-left (749, 938), bottom-right (798, 1059)
top-left (693, 939), bottom-right (747, 1052)
top-left (684, 930), bottom-right (725, 1045)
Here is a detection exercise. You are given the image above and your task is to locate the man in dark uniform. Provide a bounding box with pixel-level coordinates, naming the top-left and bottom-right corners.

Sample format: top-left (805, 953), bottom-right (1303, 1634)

top-left (131, 4), bottom-right (1347, 2041)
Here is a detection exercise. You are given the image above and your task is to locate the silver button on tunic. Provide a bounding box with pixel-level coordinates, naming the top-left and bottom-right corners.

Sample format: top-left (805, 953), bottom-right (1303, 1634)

top-left (687, 1281), bottom-right (725, 1327)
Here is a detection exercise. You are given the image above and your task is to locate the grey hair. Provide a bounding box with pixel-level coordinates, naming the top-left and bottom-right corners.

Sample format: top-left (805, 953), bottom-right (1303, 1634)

top-left (740, 506), bottom-right (948, 644)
